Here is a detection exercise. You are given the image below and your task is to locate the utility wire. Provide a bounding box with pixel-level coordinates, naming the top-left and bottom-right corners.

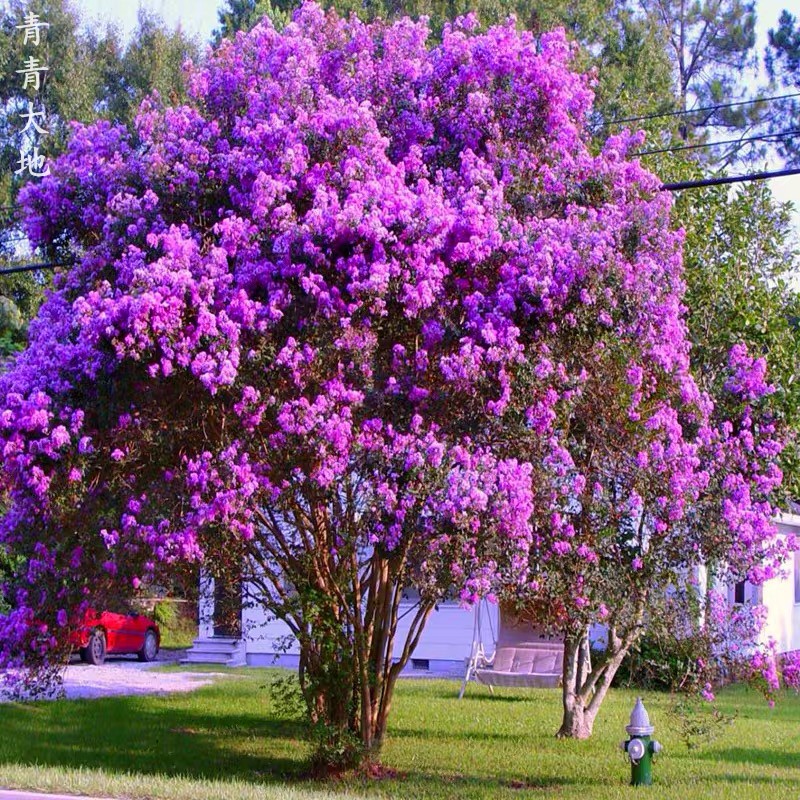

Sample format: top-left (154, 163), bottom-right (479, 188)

top-left (0, 261), bottom-right (72, 276)
top-left (605, 90), bottom-right (800, 127)
top-left (637, 128), bottom-right (800, 157)
top-left (661, 166), bottom-right (800, 191)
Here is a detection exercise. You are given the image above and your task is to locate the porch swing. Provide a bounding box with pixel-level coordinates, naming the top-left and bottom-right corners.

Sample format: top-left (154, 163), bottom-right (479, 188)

top-left (458, 601), bottom-right (564, 698)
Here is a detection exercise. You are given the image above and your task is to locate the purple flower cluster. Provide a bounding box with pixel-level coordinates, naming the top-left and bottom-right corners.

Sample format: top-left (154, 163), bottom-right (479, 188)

top-left (0, 3), bottom-right (787, 684)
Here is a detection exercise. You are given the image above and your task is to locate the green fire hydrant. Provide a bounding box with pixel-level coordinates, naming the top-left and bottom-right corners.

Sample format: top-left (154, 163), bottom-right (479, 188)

top-left (620, 697), bottom-right (662, 786)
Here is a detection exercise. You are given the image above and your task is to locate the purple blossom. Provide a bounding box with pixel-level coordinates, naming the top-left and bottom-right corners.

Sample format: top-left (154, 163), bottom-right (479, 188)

top-left (0, 3), bottom-right (787, 704)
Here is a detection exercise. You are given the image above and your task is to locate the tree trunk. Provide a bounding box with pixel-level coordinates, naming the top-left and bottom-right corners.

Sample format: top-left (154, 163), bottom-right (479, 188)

top-left (292, 555), bottom-right (435, 773)
top-left (251, 497), bottom-right (442, 773)
top-left (557, 602), bottom-right (646, 740)
top-left (557, 630), bottom-right (597, 739)
top-left (557, 698), bottom-right (597, 739)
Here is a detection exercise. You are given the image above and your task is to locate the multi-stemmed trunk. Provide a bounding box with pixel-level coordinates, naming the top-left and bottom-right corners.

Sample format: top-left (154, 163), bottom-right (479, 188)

top-left (558, 631), bottom-right (598, 738)
top-left (295, 554), bottom-right (436, 771)
top-left (247, 509), bottom-right (436, 772)
top-left (557, 601), bottom-right (646, 739)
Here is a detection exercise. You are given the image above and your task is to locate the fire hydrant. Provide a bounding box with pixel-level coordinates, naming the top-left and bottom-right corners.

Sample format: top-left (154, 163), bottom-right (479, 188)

top-left (620, 697), bottom-right (662, 786)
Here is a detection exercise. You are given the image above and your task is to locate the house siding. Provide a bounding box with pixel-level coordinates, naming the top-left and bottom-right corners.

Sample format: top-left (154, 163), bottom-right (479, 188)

top-left (190, 514), bottom-right (800, 669)
top-left (242, 598), bottom-right (495, 674)
top-left (756, 518), bottom-right (800, 653)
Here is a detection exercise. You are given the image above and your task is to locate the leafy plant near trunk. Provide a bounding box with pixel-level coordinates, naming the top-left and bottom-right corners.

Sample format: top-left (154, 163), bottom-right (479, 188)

top-left (0, 2), bottom-right (788, 764)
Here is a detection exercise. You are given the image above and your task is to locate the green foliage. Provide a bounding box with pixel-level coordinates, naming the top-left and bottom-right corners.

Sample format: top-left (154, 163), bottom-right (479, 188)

top-left (152, 600), bottom-right (178, 629)
top-left (267, 668), bottom-right (305, 721)
top-left (0, 547), bottom-right (21, 613)
top-left (294, 587), bottom-right (365, 771)
top-left (675, 176), bottom-right (800, 499)
top-left (93, 9), bottom-right (200, 125)
top-left (215, 0), bottom-right (293, 42)
top-left (150, 600), bottom-right (197, 649)
top-left (0, 298), bottom-right (23, 358)
top-left (767, 10), bottom-right (800, 166)
top-left (0, 268), bottom-right (46, 359)
top-left (0, 0), bottom-right (100, 200)
top-left (0, 0), bottom-right (198, 357)
top-left (615, 634), bottom-right (700, 692)
top-left (265, 668), bottom-right (358, 776)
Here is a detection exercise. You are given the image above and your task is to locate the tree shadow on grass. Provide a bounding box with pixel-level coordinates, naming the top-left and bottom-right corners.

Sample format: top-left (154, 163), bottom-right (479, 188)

top-left (0, 696), bottom-right (591, 799)
top-left (0, 690), bottom-right (596, 797)
top-left (0, 697), bottom-right (307, 782)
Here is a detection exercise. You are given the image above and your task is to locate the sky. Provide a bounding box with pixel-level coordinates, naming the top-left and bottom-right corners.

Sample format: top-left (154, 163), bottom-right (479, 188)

top-left (77, 0), bottom-right (221, 42)
top-left (73, 0), bottom-right (800, 232)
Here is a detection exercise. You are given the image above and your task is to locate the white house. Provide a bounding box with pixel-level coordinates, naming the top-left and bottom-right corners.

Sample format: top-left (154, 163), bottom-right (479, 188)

top-left (731, 512), bottom-right (800, 655)
top-left (186, 579), bottom-right (488, 672)
top-left (183, 513), bottom-right (800, 668)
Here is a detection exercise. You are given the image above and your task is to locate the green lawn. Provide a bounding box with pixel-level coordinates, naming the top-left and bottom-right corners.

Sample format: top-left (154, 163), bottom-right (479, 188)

top-left (1, 669), bottom-right (799, 799)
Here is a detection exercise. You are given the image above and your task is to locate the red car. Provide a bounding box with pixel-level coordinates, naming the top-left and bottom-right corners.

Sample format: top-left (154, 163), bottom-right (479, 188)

top-left (70, 608), bottom-right (160, 665)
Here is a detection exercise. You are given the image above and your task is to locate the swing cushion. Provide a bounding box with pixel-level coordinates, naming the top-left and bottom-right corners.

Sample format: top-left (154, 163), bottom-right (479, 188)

top-left (475, 644), bottom-right (563, 688)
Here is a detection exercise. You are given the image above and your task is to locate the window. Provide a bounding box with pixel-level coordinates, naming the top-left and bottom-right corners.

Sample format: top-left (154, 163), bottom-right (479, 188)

top-left (794, 552), bottom-right (800, 605)
top-left (734, 581), bottom-right (746, 605)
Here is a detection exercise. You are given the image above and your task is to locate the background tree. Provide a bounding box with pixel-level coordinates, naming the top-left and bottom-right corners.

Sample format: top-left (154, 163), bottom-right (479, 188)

top-left (0, 0), bottom-right (98, 354)
top-left (93, 9), bottom-right (200, 125)
top-left (0, 1), bottom-right (199, 362)
top-left (637, 0), bottom-right (761, 147)
top-left (214, 0), bottom-right (292, 42)
top-left (766, 9), bottom-right (800, 166)
top-left (677, 176), bottom-right (800, 501)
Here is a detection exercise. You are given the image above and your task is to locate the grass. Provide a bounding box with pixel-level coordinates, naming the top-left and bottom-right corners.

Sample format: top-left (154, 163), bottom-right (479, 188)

top-left (1, 669), bottom-right (800, 799)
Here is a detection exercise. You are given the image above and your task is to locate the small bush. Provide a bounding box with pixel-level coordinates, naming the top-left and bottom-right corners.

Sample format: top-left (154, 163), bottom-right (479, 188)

top-left (669, 693), bottom-right (736, 751)
top-left (153, 601), bottom-right (178, 629)
top-left (614, 634), bottom-right (700, 692)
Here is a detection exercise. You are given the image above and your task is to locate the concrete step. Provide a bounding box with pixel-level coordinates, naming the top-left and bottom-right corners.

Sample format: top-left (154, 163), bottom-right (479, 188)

top-left (182, 652), bottom-right (233, 664)
top-left (190, 636), bottom-right (240, 645)
top-left (188, 639), bottom-right (242, 653)
top-left (181, 636), bottom-right (247, 667)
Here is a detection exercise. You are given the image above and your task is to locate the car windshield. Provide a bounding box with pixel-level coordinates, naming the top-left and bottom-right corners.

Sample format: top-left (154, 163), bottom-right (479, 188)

top-left (106, 599), bottom-right (139, 616)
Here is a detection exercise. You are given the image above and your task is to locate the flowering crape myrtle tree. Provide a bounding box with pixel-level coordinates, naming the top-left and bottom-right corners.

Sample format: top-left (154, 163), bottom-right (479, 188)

top-left (524, 339), bottom-right (788, 738)
top-left (0, 2), bottom-right (787, 763)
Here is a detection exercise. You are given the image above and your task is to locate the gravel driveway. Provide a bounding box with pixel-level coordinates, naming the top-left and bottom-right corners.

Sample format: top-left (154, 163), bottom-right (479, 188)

top-left (1, 649), bottom-right (229, 701)
top-left (59, 663), bottom-right (220, 699)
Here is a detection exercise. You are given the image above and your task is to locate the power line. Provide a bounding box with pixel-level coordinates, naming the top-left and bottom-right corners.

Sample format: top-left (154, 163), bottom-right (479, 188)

top-left (637, 128), bottom-right (800, 157)
top-left (662, 166), bottom-right (800, 191)
top-left (606, 90), bottom-right (800, 127)
top-left (0, 261), bottom-right (72, 276)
